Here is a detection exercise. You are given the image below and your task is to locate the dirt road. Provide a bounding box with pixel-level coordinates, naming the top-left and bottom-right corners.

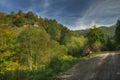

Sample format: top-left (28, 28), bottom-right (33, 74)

top-left (59, 52), bottom-right (120, 80)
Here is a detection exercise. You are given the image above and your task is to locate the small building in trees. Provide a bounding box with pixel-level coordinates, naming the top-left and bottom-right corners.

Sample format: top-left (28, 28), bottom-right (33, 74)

top-left (24, 22), bottom-right (39, 27)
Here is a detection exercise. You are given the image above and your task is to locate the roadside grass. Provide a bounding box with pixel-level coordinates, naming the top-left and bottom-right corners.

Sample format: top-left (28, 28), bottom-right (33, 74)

top-left (0, 53), bottom-right (99, 80)
top-left (89, 52), bottom-right (101, 58)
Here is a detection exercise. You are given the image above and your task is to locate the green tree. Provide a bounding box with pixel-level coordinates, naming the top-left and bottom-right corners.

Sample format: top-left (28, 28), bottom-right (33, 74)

top-left (47, 26), bottom-right (61, 41)
top-left (25, 11), bottom-right (34, 20)
top-left (115, 19), bottom-right (120, 46)
top-left (13, 17), bottom-right (25, 27)
top-left (105, 37), bottom-right (114, 51)
top-left (87, 25), bottom-right (105, 51)
top-left (17, 27), bottom-right (67, 70)
top-left (10, 11), bottom-right (15, 16)
top-left (66, 36), bottom-right (86, 56)
top-left (60, 27), bottom-right (71, 45)
top-left (0, 28), bottom-right (18, 73)
top-left (18, 10), bottom-right (23, 16)
top-left (17, 27), bottom-right (49, 70)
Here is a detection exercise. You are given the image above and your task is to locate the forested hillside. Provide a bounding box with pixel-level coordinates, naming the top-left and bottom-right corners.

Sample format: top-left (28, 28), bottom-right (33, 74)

top-left (75, 26), bottom-right (116, 38)
top-left (0, 11), bottom-right (87, 80)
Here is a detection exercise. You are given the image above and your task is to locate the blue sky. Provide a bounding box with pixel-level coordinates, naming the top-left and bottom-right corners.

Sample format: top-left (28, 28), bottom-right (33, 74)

top-left (0, 0), bottom-right (120, 30)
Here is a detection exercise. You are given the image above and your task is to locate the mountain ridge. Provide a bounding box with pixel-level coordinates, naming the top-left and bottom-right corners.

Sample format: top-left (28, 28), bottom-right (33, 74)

top-left (75, 25), bottom-right (116, 38)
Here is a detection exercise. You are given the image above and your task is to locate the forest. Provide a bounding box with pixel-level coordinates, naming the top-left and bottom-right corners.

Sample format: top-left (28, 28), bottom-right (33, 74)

top-left (0, 10), bottom-right (120, 80)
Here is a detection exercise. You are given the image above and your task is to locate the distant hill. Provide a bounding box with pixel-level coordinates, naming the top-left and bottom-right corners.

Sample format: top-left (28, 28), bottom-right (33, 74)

top-left (75, 25), bottom-right (116, 38)
top-left (100, 26), bottom-right (116, 38)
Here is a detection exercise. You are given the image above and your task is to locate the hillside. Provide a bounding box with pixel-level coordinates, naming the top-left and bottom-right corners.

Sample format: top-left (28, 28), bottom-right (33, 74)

top-left (0, 11), bottom-right (87, 80)
top-left (75, 26), bottom-right (116, 38)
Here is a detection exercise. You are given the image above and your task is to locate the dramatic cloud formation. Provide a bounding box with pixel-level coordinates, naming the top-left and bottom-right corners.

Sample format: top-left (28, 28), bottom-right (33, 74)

top-left (74, 0), bottom-right (120, 30)
top-left (0, 0), bottom-right (120, 30)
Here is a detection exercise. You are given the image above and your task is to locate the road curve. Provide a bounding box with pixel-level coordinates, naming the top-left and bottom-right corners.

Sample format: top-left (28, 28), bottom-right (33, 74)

top-left (59, 52), bottom-right (120, 80)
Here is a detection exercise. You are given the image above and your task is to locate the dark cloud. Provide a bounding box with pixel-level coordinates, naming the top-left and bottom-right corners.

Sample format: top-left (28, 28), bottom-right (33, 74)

top-left (0, 0), bottom-right (31, 12)
top-left (0, 0), bottom-right (120, 30)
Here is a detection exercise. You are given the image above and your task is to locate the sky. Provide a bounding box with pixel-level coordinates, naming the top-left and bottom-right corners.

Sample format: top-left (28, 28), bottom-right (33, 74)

top-left (0, 0), bottom-right (120, 30)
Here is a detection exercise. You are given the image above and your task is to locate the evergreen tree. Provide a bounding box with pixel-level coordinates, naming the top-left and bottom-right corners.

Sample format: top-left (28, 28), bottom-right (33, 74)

top-left (25, 11), bottom-right (34, 20)
top-left (17, 10), bottom-right (23, 16)
top-left (115, 19), bottom-right (120, 45)
top-left (105, 37), bottom-right (113, 51)
top-left (10, 11), bottom-right (15, 16)
top-left (13, 17), bottom-right (25, 27)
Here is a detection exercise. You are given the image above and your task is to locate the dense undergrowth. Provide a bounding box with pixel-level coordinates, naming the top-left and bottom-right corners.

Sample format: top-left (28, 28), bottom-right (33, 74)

top-left (0, 52), bottom-right (99, 80)
top-left (1, 54), bottom-right (98, 80)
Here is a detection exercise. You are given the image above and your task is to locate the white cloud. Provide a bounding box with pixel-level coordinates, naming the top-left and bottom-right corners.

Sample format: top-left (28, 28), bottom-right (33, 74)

top-left (74, 0), bottom-right (120, 30)
top-left (44, 0), bottom-right (50, 8)
top-left (39, 0), bottom-right (51, 16)
top-left (26, 0), bottom-right (51, 17)
top-left (0, 1), bottom-right (13, 9)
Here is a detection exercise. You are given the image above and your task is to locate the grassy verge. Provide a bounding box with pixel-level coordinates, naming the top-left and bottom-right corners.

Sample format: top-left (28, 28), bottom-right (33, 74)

top-left (0, 53), bottom-right (99, 80)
